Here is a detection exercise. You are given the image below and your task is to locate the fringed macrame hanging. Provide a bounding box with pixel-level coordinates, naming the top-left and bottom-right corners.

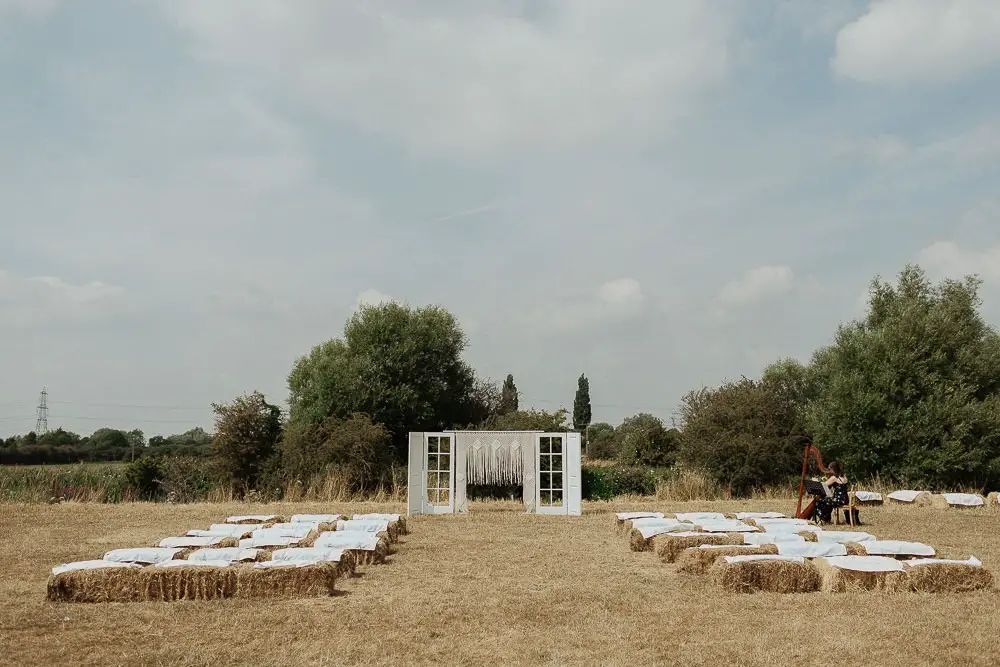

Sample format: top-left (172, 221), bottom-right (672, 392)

top-left (467, 437), bottom-right (523, 485)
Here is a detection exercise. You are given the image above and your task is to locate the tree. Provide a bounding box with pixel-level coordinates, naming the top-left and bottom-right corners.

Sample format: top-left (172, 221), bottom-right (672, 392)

top-left (573, 374), bottom-right (592, 431)
top-left (806, 265), bottom-right (1000, 488)
top-left (282, 413), bottom-right (394, 491)
top-left (585, 422), bottom-right (617, 459)
top-left (678, 378), bottom-right (802, 496)
top-left (500, 374), bottom-right (519, 415)
top-left (287, 303), bottom-right (487, 460)
top-left (211, 391), bottom-right (283, 492)
top-left (615, 413), bottom-right (677, 467)
top-left (481, 408), bottom-right (570, 432)
top-left (126, 429), bottom-right (145, 462)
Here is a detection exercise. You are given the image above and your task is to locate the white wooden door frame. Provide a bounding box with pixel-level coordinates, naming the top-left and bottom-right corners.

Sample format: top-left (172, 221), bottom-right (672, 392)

top-left (424, 432), bottom-right (455, 514)
top-left (535, 432), bottom-right (568, 515)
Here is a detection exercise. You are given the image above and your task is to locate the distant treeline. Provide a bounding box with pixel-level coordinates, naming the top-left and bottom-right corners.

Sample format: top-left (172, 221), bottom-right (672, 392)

top-left (0, 427), bottom-right (213, 465)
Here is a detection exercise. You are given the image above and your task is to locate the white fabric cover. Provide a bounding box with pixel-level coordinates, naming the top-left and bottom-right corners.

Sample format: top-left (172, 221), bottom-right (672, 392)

top-left (103, 547), bottom-right (183, 564)
top-left (862, 540), bottom-right (936, 557)
top-left (616, 511), bottom-right (664, 521)
top-left (723, 554), bottom-right (805, 564)
top-left (352, 513), bottom-right (400, 522)
top-left (159, 535), bottom-right (228, 548)
top-left (903, 556), bottom-right (982, 568)
top-left (697, 544), bottom-right (765, 550)
top-left (886, 490), bottom-right (923, 502)
top-left (635, 523), bottom-right (697, 539)
top-left (695, 520), bottom-right (759, 533)
top-left (52, 560), bottom-right (142, 576)
top-left (154, 559), bottom-right (231, 568)
top-left (816, 531), bottom-right (876, 543)
top-left (239, 536), bottom-right (300, 548)
top-left (743, 533), bottom-right (806, 545)
top-left (776, 541), bottom-right (848, 558)
top-left (271, 521), bottom-right (321, 531)
top-left (252, 525), bottom-right (314, 539)
top-left (853, 491), bottom-right (882, 502)
top-left (764, 523), bottom-right (822, 534)
top-left (188, 547), bottom-right (260, 563)
top-left (823, 555), bottom-right (904, 572)
top-left (941, 493), bottom-right (984, 507)
top-left (674, 512), bottom-right (726, 522)
top-left (336, 519), bottom-right (389, 533)
top-left (630, 517), bottom-right (682, 527)
top-left (269, 547), bottom-right (346, 563)
top-left (638, 530), bottom-right (705, 540)
top-left (735, 512), bottom-right (785, 519)
top-left (290, 514), bottom-right (341, 523)
top-left (253, 560), bottom-right (324, 569)
top-left (185, 524), bottom-right (257, 537)
top-left (754, 518), bottom-right (810, 527)
top-left (313, 532), bottom-right (380, 551)
top-left (226, 515), bottom-right (277, 523)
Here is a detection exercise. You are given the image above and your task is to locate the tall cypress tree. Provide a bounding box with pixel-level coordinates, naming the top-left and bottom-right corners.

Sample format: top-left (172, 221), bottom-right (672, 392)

top-left (573, 374), bottom-right (592, 431)
top-left (500, 374), bottom-right (519, 415)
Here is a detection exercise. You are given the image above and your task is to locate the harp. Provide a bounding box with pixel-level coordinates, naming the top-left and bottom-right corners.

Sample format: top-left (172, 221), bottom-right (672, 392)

top-left (795, 442), bottom-right (832, 519)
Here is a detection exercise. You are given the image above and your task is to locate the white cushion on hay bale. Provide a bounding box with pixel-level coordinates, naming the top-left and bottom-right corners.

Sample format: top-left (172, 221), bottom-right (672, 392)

top-left (862, 540), bottom-right (935, 557)
top-left (675, 512), bottom-right (726, 523)
top-left (154, 559), bottom-right (232, 568)
top-left (698, 544), bottom-right (767, 551)
top-left (239, 536), bottom-right (301, 548)
top-left (187, 526), bottom-right (255, 538)
top-left (616, 511), bottom-right (664, 521)
top-left (270, 547), bottom-right (347, 563)
top-left (159, 535), bottom-right (230, 548)
top-left (253, 525), bottom-right (314, 539)
top-left (903, 556), bottom-right (982, 568)
top-left (51, 560), bottom-right (142, 576)
top-left (816, 531), bottom-right (876, 543)
top-left (253, 560), bottom-right (328, 569)
top-left (754, 518), bottom-right (810, 527)
top-left (776, 541), bottom-right (848, 558)
top-left (226, 515), bottom-right (277, 523)
top-left (941, 493), bottom-right (985, 507)
top-left (635, 524), bottom-right (698, 539)
top-left (337, 519), bottom-right (390, 533)
top-left (103, 547), bottom-right (184, 564)
top-left (353, 513), bottom-right (400, 522)
top-left (723, 554), bottom-right (806, 565)
top-left (886, 490), bottom-right (926, 503)
top-left (821, 555), bottom-right (904, 572)
top-left (695, 520), bottom-right (759, 533)
top-left (735, 512), bottom-right (785, 520)
top-left (743, 533), bottom-right (806, 545)
top-left (764, 523), bottom-right (822, 534)
top-left (314, 533), bottom-right (380, 551)
top-left (188, 548), bottom-right (261, 563)
top-left (290, 514), bottom-right (341, 523)
top-left (853, 491), bottom-right (882, 502)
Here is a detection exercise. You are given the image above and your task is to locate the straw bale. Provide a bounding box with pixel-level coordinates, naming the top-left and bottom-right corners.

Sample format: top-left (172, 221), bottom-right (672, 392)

top-left (233, 563), bottom-right (340, 599)
top-left (676, 545), bottom-right (777, 575)
top-left (852, 494), bottom-right (883, 506)
top-left (888, 491), bottom-right (932, 505)
top-left (293, 529), bottom-right (321, 548)
top-left (904, 564), bottom-right (994, 593)
top-left (797, 532), bottom-right (819, 542)
top-left (710, 558), bottom-right (821, 594)
top-left (814, 558), bottom-right (909, 593)
top-left (987, 491), bottom-right (1000, 505)
top-left (929, 494), bottom-right (985, 510)
top-left (844, 542), bottom-right (868, 556)
top-left (654, 533), bottom-right (744, 563)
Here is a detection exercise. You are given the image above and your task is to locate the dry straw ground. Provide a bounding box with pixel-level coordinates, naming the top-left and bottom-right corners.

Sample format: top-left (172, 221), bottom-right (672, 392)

top-left (2, 499), bottom-right (1000, 666)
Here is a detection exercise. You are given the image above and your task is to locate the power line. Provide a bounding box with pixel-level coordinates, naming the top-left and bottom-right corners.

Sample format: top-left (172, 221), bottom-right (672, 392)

top-left (47, 400), bottom-right (212, 411)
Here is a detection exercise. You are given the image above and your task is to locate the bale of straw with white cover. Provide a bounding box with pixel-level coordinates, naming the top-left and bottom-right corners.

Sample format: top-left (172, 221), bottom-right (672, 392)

top-left (654, 532), bottom-right (745, 562)
top-left (710, 555), bottom-right (821, 593)
top-left (902, 558), bottom-right (993, 592)
top-left (886, 490), bottom-right (933, 505)
top-left (929, 493), bottom-right (986, 510)
top-left (353, 513), bottom-right (407, 535)
top-left (851, 491), bottom-right (884, 506)
top-left (614, 512), bottom-right (664, 532)
top-left (676, 544), bottom-right (779, 575)
top-left (814, 556), bottom-right (909, 592)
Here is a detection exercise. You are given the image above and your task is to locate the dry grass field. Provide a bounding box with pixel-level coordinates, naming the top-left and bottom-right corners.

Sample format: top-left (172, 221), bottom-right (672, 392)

top-left (2, 499), bottom-right (999, 666)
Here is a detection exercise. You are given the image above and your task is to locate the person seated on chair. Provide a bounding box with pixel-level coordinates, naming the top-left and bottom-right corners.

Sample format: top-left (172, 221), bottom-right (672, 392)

top-left (813, 461), bottom-right (848, 523)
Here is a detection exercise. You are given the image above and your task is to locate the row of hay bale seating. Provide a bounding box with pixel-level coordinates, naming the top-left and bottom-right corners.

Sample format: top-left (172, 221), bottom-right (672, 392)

top-left (47, 512), bottom-right (407, 602)
top-left (850, 490), bottom-right (995, 507)
top-left (615, 510), bottom-right (993, 594)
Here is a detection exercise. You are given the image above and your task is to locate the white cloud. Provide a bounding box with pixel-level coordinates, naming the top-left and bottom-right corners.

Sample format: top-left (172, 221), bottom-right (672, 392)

top-left (159, 1), bottom-right (733, 159)
top-left (597, 277), bottom-right (644, 306)
top-left (718, 265), bottom-right (795, 306)
top-left (833, 0), bottom-right (1000, 85)
top-left (528, 277), bottom-right (647, 334)
top-left (0, 269), bottom-right (128, 327)
top-left (916, 241), bottom-right (1000, 283)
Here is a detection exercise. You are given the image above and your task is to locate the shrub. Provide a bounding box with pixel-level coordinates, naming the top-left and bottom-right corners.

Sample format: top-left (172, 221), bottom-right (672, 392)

top-left (616, 413), bottom-right (678, 467)
top-left (124, 456), bottom-right (164, 500)
top-left (281, 413), bottom-right (394, 492)
top-left (582, 464), bottom-right (663, 499)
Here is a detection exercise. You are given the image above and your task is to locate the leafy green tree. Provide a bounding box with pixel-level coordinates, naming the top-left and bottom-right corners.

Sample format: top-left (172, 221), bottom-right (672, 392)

top-left (481, 408), bottom-right (570, 432)
top-left (211, 391), bottom-right (283, 492)
top-left (500, 374), bottom-right (519, 415)
top-left (616, 413), bottom-right (677, 467)
top-left (282, 413), bottom-right (394, 490)
top-left (573, 374), bottom-right (592, 431)
top-left (678, 378), bottom-right (802, 496)
top-left (287, 303), bottom-right (489, 459)
top-left (806, 265), bottom-right (1000, 488)
top-left (585, 422), bottom-right (617, 459)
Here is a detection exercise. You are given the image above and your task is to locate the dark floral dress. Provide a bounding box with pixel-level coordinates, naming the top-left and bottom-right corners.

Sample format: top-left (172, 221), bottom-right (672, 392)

top-left (815, 477), bottom-right (849, 523)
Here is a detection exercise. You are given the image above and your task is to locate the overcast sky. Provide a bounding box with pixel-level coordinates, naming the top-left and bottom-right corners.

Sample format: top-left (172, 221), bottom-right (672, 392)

top-left (2, 0), bottom-right (999, 438)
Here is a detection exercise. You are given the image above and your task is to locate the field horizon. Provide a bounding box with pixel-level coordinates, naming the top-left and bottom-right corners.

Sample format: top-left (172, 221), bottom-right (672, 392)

top-left (2, 499), bottom-right (999, 666)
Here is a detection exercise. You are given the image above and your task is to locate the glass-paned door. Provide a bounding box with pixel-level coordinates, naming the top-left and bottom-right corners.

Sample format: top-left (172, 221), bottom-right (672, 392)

top-left (424, 433), bottom-right (454, 514)
top-left (536, 434), bottom-right (567, 514)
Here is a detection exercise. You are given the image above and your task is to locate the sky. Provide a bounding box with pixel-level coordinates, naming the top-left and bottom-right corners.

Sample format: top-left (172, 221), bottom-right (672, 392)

top-left (2, 0), bottom-right (999, 438)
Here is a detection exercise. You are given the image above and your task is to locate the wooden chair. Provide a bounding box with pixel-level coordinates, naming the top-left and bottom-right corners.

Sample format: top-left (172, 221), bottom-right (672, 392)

top-left (835, 493), bottom-right (859, 526)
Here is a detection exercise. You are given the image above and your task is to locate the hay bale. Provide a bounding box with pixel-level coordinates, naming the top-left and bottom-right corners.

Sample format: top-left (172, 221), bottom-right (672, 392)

top-left (797, 531), bottom-right (819, 542)
top-left (46, 566), bottom-right (238, 603)
top-left (710, 557), bottom-right (821, 593)
top-left (930, 493), bottom-right (986, 509)
top-left (887, 491), bottom-right (932, 505)
top-left (904, 563), bottom-right (994, 593)
top-left (814, 557), bottom-right (909, 592)
top-left (654, 533), bottom-right (744, 562)
top-left (676, 544), bottom-right (778, 575)
top-left (844, 542), bottom-right (868, 556)
top-left (234, 563), bottom-right (339, 599)
top-left (851, 491), bottom-right (884, 506)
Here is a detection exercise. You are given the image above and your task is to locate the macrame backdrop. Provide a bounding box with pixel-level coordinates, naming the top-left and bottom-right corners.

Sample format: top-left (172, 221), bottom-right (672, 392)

top-left (455, 432), bottom-right (537, 513)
